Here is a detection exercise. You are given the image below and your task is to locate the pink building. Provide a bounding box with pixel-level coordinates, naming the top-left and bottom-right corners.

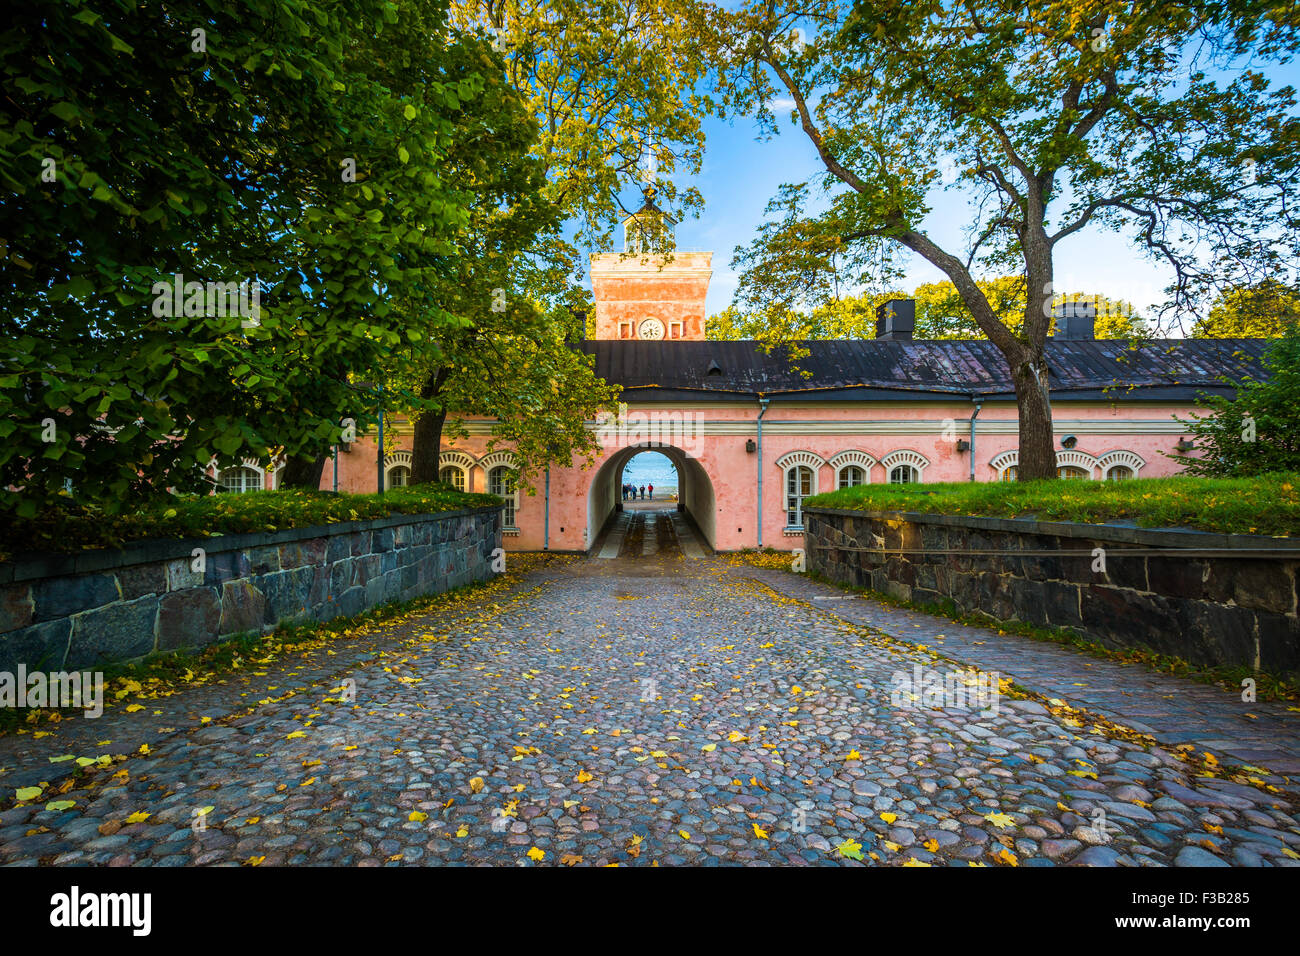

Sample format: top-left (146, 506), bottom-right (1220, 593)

top-left (213, 209), bottom-right (1269, 553)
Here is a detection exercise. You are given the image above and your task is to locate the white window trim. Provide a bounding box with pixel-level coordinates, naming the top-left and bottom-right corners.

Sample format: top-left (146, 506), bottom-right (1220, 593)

top-left (990, 449), bottom-right (1108, 480)
top-left (782, 463), bottom-right (818, 530)
top-left (1097, 450), bottom-right (1146, 479)
top-left (487, 463), bottom-right (520, 530)
top-left (881, 450), bottom-right (929, 483)
top-left (438, 463), bottom-right (469, 491)
top-left (383, 451), bottom-right (413, 488)
top-left (989, 450), bottom-right (1019, 481)
top-left (829, 450), bottom-right (876, 488)
top-left (774, 450), bottom-right (828, 471)
top-left (1056, 449), bottom-right (1100, 478)
top-left (217, 461), bottom-right (266, 493)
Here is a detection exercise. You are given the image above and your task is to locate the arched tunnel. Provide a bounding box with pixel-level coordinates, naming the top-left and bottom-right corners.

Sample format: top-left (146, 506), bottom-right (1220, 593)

top-left (585, 444), bottom-right (716, 552)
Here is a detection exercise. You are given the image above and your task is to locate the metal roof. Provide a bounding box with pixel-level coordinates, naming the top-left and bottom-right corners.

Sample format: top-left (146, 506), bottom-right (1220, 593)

top-left (578, 338), bottom-right (1272, 400)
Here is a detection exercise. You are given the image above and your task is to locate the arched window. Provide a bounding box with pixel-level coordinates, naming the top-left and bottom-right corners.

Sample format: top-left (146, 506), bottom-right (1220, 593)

top-left (889, 464), bottom-right (919, 484)
top-left (829, 451), bottom-right (876, 489)
top-left (1057, 466), bottom-right (1090, 480)
top-left (838, 465), bottom-right (866, 489)
top-left (1000, 465), bottom-right (1018, 482)
top-left (881, 450), bottom-right (929, 485)
top-left (489, 466), bottom-right (517, 528)
top-left (786, 465), bottom-right (814, 527)
top-left (774, 452), bottom-right (826, 529)
top-left (387, 465), bottom-right (411, 488)
top-left (218, 466), bottom-right (262, 493)
top-left (439, 465), bottom-right (465, 491)
top-left (1098, 451), bottom-right (1144, 481)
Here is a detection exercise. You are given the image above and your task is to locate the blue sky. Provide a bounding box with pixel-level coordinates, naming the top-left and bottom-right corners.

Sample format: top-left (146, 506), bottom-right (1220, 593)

top-left (633, 58), bottom-right (1300, 329)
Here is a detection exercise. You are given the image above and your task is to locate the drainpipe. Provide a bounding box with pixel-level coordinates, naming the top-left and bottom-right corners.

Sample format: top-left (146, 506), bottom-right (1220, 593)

top-left (544, 466), bottom-right (551, 550)
top-left (756, 395), bottom-right (770, 548)
top-left (968, 394), bottom-right (983, 482)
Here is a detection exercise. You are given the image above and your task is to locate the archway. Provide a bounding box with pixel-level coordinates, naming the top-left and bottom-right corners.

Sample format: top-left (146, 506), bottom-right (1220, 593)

top-left (586, 443), bottom-right (717, 551)
top-left (619, 450), bottom-right (677, 508)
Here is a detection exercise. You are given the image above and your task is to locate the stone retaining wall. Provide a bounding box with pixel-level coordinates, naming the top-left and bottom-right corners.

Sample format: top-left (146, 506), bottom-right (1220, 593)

top-left (0, 506), bottom-right (502, 672)
top-left (804, 508), bottom-right (1300, 677)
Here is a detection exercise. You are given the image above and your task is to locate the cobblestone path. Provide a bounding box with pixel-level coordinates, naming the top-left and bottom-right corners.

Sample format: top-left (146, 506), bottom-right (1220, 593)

top-left (1, 554), bottom-right (1297, 867)
top-left (749, 568), bottom-right (1300, 781)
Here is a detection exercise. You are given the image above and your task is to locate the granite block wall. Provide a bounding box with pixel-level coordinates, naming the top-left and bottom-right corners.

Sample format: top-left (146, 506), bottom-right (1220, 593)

top-left (805, 508), bottom-right (1300, 677)
top-left (0, 506), bottom-right (502, 672)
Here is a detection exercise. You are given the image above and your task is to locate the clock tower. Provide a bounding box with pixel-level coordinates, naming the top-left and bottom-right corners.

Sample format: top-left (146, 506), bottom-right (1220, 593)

top-left (589, 198), bottom-right (712, 341)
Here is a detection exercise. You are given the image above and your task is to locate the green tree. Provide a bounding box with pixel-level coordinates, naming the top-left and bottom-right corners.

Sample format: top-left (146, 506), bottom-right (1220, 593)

top-left (0, 0), bottom-right (486, 512)
top-left (1193, 278), bottom-right (1300, 337)
top-left (1178, 329), bottom-right (1300, 475)
top-left (363, 22), bottom-right (617, 487)
top-left (376, 1), bottom-right (708, 485)
top-left (447, 0), bottom-right (711, 254)
top-left (698, 0), bottom-right (1300, 479)
top-left (707, 279), bottom-right (1147, 340)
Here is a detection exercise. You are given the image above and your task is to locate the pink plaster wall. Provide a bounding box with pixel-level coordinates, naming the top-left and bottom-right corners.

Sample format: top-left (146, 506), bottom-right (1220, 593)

top-left (319, 400), bottom-right (1204, 554)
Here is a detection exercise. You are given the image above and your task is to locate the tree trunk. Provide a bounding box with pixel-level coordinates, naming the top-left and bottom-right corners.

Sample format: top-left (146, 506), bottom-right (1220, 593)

top-left (1016, 248), bottom-right (1057, 481)
top-left (279, 453), bottom-right (327, 490)
top-left (410, 367), bottom-right (452, 485)
top-left (410, 407), bottom-right (446, 485)
top-left (1010, 346), bottom-right (1056, 480)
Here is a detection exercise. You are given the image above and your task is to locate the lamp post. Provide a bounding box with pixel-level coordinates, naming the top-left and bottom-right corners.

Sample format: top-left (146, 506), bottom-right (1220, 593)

top-left (376, 384), bottom-right (385, 495)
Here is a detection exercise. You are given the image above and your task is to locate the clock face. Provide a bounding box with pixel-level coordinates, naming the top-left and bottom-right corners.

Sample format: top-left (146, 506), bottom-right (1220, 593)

top-left (638, 318), bottom-right (665, 340)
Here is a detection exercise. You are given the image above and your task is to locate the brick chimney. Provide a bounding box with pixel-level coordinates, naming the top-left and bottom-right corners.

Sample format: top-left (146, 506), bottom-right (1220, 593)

top-left (1053, 300), bottom-right (1096, 340)
top-left (875, 299), bottom-right (915, 340)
